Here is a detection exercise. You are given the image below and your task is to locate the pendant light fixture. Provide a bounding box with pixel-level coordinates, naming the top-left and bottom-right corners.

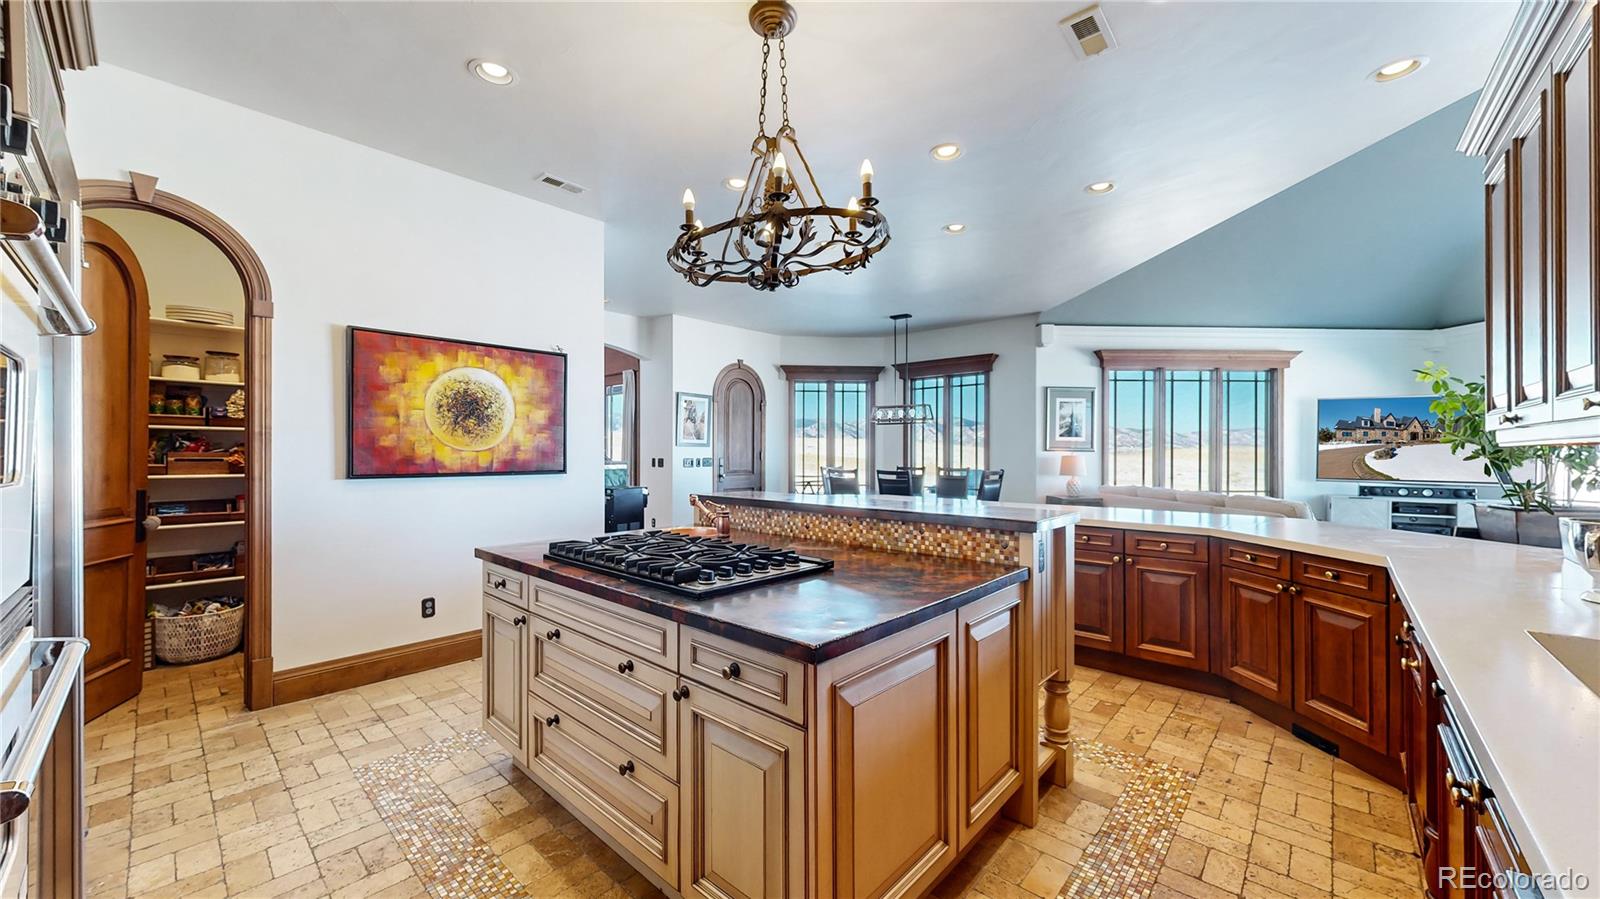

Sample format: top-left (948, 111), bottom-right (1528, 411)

top-left (668, 0), bottom-right (891, 291)
top-left (872, 314), bottom-right (934, 425)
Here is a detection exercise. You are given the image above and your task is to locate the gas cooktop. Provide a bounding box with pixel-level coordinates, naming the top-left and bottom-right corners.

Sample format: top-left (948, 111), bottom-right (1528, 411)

top-left (545, 532), bottom-right (833, 598)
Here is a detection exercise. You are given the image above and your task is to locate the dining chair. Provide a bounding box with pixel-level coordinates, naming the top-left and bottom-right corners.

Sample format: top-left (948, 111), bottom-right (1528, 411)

top-left (896, 466), bottom-right (926, 495)
top-left (825, 474), bottom-right (860, 495)
top-left (877, 470), bottom-right (913, 496)
top-left (965, 468), bottom-right (984, 495)
top-left (977, 469), bottom-right (1004, 501)
top-left (935, 474), bottom-right (970, 499)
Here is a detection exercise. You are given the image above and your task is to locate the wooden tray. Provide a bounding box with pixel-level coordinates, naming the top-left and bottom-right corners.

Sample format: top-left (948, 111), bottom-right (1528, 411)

top-left (151, 413), bottom-right (209, 427)
top-left (146, 553), bottom-right (237, 585)
top-left (157, 510), bottom-right (245, 526)
top-left (147, 463), bottom-right (168, 476)
top-left (167, 452), bottom-right (232, 474)
top-left (208, 414), bottom-right (245, 428)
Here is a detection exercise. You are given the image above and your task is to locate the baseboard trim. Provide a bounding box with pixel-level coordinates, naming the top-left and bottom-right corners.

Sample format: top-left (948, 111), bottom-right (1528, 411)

top-left (272, 630), bottom-right (481, 706)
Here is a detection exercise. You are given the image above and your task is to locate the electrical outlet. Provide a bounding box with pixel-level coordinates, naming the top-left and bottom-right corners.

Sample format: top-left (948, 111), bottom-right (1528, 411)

top-left (421, 597), bottom-right (436, 618)
top-left (650, 517), bottom-right (656, 527)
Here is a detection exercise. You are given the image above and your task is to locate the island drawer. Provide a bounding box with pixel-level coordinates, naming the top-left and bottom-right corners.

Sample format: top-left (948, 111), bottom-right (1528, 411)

top-left (1127, 531), bottom-right (1209, 562)
top-left (680, 626), bottom-right (806, 725)
top-left (530, 613), bottom-right (677, 779)
top-left (1292, 552), bottom-right (1385, 602)
top-left (531, 581), bottom-right (677, 669)
top-left (1217, 541), bottom-right (1290, 577)
top-left (527, 691), bottom-right (678, 887)
top-left (1075, 527), bottom-right (1124, 552)
top-left (484, 563), bottom-right (527, 606)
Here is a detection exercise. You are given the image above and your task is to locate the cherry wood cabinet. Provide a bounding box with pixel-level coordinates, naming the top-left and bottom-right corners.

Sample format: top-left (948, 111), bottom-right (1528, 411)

top-left (1216, 566), bottom-right (1291, 706)
top-left (1395, 616), bottom-right (1441, 897)
top-left (1291, 584), bottom-right (1387, 752)
top-left (1072, 549), bottom-right (1123, 652)
top-left (1466, 0), bottom-right (1600, 443)
top-left (1433, 695), bottom-right (1542, 899)
top-left (1126, 556), bottom-right (1210, 671)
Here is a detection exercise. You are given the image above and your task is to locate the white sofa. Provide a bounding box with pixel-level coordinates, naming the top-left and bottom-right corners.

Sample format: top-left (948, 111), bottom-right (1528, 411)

top-left (1097, 485), bottom-right (1314, 519)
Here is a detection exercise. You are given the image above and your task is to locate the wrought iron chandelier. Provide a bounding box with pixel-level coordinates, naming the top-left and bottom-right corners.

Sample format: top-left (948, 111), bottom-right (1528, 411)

top-left (872, 314), bottom-right (934, 425)
top-left (668, 0), bottom-right (890, 291)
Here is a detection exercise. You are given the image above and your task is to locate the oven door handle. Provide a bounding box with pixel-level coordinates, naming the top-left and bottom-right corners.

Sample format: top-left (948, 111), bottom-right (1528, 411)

top-left (0, 637), bottom-right (87, 825)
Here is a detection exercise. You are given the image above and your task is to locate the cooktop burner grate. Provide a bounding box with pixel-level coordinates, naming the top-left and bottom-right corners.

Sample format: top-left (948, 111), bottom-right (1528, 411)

top-left (545, 532), bottom-right (833, 598)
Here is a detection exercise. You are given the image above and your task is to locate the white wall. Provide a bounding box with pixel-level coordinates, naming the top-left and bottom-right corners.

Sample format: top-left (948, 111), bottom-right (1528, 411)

top-left (88, 207), bottom-right (246, 321)
top-left (1034, 323), bottom-right (1488, 515)
top-left (68, 66), bottom-right (606, 670)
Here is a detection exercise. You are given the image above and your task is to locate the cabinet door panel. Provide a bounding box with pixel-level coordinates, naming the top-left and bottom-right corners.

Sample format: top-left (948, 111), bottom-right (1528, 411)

top-left (1488, 162), bottom-right (1514, 417)
top-left (1292, 585), bottom-right (1387, 750)
top-left (1073, 550), bottom-right (1123, 651)
top-left (824, 620), bottom-right (957, 899)
top-left (1125, 557), bottom-right (1209, 671)
top-left (957, 590), bottom-right (1023, 848)
top-left (1557, 38), bottom-right (1600, 419)
top-left (1217, 567), bottom-right (1290, 705)
top-left (680, 685), bottom-right (804, 899)
top-left (482, 596), bottom-right (526, 763)
top-left (1512, 91), bottom-right (1551, 416)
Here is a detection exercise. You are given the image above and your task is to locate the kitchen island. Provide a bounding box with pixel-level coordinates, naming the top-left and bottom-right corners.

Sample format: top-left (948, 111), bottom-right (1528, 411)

top-left (476, 530), bottom-right (1046, 899)
top-left (691, 492), bottom-right (1597, 897)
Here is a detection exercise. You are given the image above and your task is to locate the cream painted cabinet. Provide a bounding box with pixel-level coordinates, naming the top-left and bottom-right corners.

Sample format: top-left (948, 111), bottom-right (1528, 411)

top-left (482, 595), bottom-right (528, 764)
top-left (678, 683), bottom-right (805, 899)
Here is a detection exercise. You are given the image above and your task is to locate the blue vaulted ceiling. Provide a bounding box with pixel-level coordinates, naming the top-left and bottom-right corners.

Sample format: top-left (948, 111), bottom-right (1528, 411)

top-left (1040, 94), bottom-right (1486, 330)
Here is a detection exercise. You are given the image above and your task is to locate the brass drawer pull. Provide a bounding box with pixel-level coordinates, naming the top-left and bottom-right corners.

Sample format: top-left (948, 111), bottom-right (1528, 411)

top-left (545, 714), bottom-right (560, 727)
top-left (1124, 556), bottom-right (1134, 566)
top-left (1276, 583), bottom-right (1286, 592)
top-left (1585, 397), bottom-right (1600, 411)
top-left (545, 628), bottom-right (561, 641)
top-left (1158, 542), bottom-right (1170, 550)
top-left (1323, 570), bottom-right (1339, 581)
top-left (720, 661), bottom-right (742, 680)
top-left (1243, 552), bottom-right (1257, 562)
top-left (1111, 554), bottom-right (1121, 563)
top-left (671, 685), bottom-right (690, 702)
top-left (1287, 585), bottom-right (1301, 594)
top-left (617, 659), bottom-right (634, 675)
top-left (1401, 657), bottom-right (1420, 671)
top-left (1079, 534), bottom-right (1090, 542)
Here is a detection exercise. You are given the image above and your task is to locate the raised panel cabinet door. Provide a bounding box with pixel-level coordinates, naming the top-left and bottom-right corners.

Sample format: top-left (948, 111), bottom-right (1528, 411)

top-left (1510, 90), bottom-right (1552, 421)
top-left (823, 618), bottom-right (957, 899)
top-left (956, 589), bottom-right (1023, 849)
top-left (1291, 585), bottom-right (1387, 751)
top-left (1216, 567), bottom-right (1291, 705)
top-left (679, 683), bottom-right (804, 899)
top-left (1125, 557), bottom-right (1209, 671)
top-left (1555, 37), bottom-right (1600, 420)
top-left (482, 596), bottom-right (527, 762)
top-left (1073, 549), bottom-right (1123, 652)
top-left (1487, 158), bottom-right (1515, 419)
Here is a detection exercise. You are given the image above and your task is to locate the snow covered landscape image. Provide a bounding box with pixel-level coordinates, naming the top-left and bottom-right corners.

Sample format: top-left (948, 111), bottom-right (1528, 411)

top-left (1316, 396), bottom-right (1498, 483)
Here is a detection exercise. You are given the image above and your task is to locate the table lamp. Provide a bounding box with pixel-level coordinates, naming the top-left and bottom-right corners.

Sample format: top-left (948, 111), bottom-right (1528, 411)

top-left (1059, 455), bottom-right (1086, 498)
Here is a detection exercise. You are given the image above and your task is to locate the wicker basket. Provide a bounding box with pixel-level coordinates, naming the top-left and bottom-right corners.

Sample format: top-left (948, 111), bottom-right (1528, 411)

top-left (151, 604), bottom-right (244, 664)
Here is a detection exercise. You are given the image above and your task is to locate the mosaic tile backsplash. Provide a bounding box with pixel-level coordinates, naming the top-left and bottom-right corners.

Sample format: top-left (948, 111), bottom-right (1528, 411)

top-left (698, 504), bottom-right (1023, 565)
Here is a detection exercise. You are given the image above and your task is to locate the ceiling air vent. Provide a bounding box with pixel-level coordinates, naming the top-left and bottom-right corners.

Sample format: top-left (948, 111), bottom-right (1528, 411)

top-left (536, 172), bottom-right (587, 195)
top-left (1059, 5), bottom-right (1116, 60)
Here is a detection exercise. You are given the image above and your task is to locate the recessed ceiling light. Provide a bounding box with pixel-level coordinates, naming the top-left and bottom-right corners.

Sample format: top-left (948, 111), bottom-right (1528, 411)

top-left (469, 59), bottom-right (515, 85)
top-left (930, 143), bottom-right (963, 161)
top-left (1084, 180), bottom-right (1116, 195)
top-left (942, 223), bottom-right (967, 234)
top-left (1371, 56), bottom-right (1427, 82)
top-left (723, 176), bottom-right (748, 191)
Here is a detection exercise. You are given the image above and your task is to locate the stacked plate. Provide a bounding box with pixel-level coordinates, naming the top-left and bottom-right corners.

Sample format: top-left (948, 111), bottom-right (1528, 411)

top-left (165, 305), bottom-right (235, 326)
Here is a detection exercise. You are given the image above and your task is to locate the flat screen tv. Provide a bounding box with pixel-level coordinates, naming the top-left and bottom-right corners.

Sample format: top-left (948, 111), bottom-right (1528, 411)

top-left (1315, 396), bottom-right (1525, 485)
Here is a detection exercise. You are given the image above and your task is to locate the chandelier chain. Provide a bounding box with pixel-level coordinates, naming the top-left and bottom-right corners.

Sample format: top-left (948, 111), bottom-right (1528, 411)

top-left (757, 38), bottom-right (770, 137)
top-left (777, 36), bottom-right (790, 130)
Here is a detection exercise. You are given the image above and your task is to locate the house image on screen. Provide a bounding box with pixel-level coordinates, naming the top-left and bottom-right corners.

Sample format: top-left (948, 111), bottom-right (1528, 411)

top-left (1331, 407), bottom-right (1438, 445)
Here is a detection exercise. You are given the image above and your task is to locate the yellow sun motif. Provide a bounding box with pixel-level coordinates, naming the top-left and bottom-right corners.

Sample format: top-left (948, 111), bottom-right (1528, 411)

top-left (423, 367), bottom-right (515, 451)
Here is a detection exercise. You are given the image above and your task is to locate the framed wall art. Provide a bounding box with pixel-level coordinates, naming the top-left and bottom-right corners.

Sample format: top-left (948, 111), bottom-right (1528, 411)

top-left (675, 392), bottom-right (712, 447)
top-left (347, 326), bottom-right (567, 478)
top-left (1044, 386), bottom-right (1095, 452)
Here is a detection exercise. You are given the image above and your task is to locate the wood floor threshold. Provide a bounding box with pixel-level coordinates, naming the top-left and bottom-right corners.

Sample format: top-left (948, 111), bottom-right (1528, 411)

top-left (272, 630), bottom-right (482, 705)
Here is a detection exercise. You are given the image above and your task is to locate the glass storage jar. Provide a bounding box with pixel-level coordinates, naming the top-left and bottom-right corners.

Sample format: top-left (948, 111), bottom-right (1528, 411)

top-left (203, 351), bottom-right (242, 383)
top-left (159, 354), bottom-right (201, 380)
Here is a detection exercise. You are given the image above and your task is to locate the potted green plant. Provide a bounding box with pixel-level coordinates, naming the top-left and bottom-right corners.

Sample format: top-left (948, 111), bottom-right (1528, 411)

top-left (1415, 363), bottom-right (1600, 546)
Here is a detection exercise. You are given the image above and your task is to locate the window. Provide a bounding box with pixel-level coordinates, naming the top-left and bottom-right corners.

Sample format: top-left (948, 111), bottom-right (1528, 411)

top-left (781, 366), bottom-right (880, 491)
top-left (901, 354), bottom-right (996, 474)
top-left (1098, 350), bottom-right (1297, 496)
top-left (604, 384), bottom-right (625, 464)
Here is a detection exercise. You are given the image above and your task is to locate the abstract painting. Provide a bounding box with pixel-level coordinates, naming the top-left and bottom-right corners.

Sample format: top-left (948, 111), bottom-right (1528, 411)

top-left (676, 392), bottom-right (711, 447)
top-left (1044, 386), bottom-right (1095, 452)
top-left (347, 326), bottom-right (567, 478)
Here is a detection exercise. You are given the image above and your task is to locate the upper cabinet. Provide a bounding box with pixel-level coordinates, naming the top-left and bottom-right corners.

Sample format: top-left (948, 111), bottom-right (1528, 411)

top-left (1464, 1), bottom-right (1600, 444)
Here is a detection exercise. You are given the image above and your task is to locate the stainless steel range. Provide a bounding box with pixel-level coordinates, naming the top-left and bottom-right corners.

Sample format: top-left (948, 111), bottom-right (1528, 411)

top-left (546, 532), bottom-right (833, 598)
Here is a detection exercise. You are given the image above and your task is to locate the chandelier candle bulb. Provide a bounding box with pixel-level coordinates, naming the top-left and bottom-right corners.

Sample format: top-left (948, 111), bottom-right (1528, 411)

top-left (683, 188), bottom-right (696, 225)
top-left (845, 196), bottom-right (861, 234)
top-left (860, 158), bottom-right (874, 200)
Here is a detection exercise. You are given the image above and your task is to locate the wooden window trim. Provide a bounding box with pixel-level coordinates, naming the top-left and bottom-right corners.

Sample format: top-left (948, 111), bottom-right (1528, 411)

top-left (779, 364), bottom-right (883, 381)
top-left (892, 353), bottom-right (998, 380)
top-left (1096, 349), bottom-right (1297, 497)
top-left (905, 370), bottom-right (992, 473)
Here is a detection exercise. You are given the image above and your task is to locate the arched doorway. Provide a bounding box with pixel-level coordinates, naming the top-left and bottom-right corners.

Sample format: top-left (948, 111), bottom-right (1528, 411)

top-left (82, 177), bottom-right (275, 711)
top-left (712, 361), bottom-right (765, 492)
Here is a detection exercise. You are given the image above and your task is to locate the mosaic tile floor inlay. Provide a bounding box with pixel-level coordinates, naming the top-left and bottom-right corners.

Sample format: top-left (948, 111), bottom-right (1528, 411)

top-left (85, 655), bottom-right (1425, 898)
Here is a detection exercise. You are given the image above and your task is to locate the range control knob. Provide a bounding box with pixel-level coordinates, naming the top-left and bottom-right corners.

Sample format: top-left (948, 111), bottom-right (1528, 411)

top-left (1421, 488), bottom-right (1434, 497)
top-left (1396, 488), bottom-right (1410, 496)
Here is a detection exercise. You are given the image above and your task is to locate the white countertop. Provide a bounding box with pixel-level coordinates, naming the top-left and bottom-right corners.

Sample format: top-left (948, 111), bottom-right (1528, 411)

top-left (1058, 505), bottom-right (1598, 890)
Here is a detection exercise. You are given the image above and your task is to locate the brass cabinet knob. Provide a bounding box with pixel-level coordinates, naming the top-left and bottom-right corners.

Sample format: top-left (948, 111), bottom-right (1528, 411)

top-left (1079, 534), bottom-right (1089, 542)
top-left (1324, 570), bottom-right (1339, 581)
top-left (1401, 657), bottom-right (1420, 671)
top-left (1124, 556), bottom-right (1134, 566)
top-left (1158, 542), bottom-right (1170, 550)
top-left (721, 661), bottom-right (742, 680)
top-left (1243, 552), bottom-right (1257, 562)
top-left (1111, 554), bottom-right (1121, 563)
top-left (1275, 583), bottom-right (1286, 592)
top-left (1287, 585), bottom-right (1301, 595)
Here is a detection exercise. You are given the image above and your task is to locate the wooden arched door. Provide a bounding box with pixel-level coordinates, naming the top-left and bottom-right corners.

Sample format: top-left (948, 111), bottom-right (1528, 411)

top-left (81, 219), bottom-right (151, 719)
top-left (713, 362), bottom-right (765, 492)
